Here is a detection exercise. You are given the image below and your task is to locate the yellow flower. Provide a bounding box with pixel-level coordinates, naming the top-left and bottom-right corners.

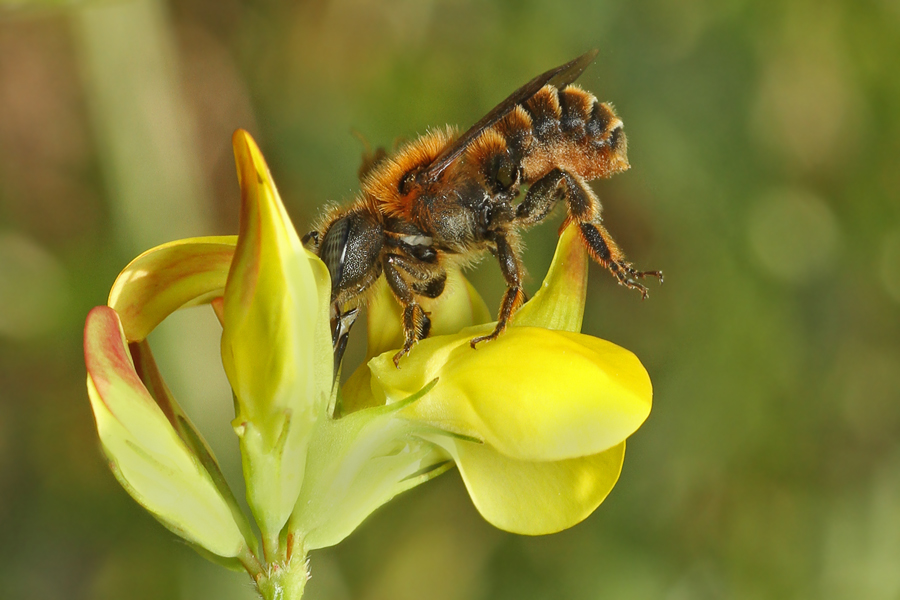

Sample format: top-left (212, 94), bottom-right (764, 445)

top-left (346, 222), bottom-right (651, 534)
top-left (83, 130), bottom-right (652, 599)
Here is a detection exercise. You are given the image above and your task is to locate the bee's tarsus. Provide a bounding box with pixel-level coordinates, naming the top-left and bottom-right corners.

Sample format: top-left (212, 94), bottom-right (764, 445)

top-left (470, 330), bottom-right (500, 348)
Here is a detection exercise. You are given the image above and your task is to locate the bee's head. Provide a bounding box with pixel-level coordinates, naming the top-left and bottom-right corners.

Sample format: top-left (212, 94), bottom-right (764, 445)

top-left (317, 211), bottom-right (384, 305)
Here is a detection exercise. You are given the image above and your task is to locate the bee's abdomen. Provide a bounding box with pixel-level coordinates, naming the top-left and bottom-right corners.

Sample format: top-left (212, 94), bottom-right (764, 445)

top-left (497, 84), bottom-right (629, 184)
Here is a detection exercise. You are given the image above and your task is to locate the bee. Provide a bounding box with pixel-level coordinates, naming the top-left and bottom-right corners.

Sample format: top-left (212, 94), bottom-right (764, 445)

top-left (303, 50), bottom-right (662, 370)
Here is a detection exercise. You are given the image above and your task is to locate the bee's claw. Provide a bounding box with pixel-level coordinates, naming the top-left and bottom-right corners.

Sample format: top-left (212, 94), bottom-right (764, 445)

top-left (470, 326), bottom-right (503, 349)
top-left (625, 280), bottom-right (650, 298)
top-left (614, 263), bottom-right (663, 299)
top-left (469, 335), bottom-right (489, 349)
top-left (392, 347), bottom-right (408, 368)
top-left (635, 269), bottom-right (664, 283)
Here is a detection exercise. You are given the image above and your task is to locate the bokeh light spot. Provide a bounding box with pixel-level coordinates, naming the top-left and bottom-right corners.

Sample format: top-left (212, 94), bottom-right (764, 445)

top-left (746, 187), bottom-right (840, 284)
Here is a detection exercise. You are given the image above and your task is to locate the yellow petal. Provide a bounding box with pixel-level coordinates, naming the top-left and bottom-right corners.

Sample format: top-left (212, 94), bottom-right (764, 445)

top-left (511, 223), bottom-right (587, 333)
top-left (84, 307), bottom-right (247, 558)
top-left (129, 339), bottom-right (260, 558)
top-left (449, 439), bottom-right (624, 535)
top-left (372, 326), bottom-right (651, 461)
top-left (107, 236), bottom-right (236, 341)
top-left (222, 130), bottom-right (332, 538)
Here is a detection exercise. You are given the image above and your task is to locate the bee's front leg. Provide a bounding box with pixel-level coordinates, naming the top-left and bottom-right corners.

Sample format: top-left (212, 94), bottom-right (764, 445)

top-left (470, 232), bottom-right (526, 348)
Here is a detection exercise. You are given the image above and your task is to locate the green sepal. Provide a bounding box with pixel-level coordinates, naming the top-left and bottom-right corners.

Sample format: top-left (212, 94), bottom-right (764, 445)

top-left (290, 380), bottom-right (450, 550)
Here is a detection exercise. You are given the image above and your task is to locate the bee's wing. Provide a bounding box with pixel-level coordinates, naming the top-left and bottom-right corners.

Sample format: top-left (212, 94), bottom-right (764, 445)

top-left (420, 49), bottom-right (599, 184)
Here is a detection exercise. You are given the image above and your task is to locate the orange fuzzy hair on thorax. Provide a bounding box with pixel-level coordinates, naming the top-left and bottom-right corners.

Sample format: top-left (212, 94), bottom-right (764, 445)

top-left (360, 126), bottom-right (457, 219)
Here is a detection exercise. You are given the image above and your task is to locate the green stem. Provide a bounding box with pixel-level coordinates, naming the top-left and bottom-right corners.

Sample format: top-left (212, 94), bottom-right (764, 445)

top-left (255, 549), bottom-right (309, 600)
top-left (238, 544), bottom-right (265, 581)
top-left (263, 531), bottom-right (281, 564)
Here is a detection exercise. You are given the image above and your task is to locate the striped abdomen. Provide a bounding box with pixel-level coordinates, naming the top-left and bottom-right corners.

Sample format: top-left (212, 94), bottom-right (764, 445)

top-left (476, 84), bottom-right (630, 187)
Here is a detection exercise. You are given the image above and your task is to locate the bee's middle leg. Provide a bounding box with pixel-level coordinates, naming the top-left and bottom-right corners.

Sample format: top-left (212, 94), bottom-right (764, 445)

top-left (470, 232), bottom-right (526, 348)
top-left (383, 253), bottom-right (446, 366)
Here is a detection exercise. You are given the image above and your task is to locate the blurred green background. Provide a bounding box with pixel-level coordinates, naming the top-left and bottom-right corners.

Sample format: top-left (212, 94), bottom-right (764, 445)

top-left (2, 0), bottom-right (899, 598)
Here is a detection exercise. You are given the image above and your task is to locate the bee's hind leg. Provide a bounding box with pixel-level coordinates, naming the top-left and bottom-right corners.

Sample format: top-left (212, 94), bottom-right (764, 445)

top-left (515, 168), bottom-right (566, 226)
top-left (576, 221), bottom-right (663, 297)
top-left (520, 168), bottom-right (662, 296)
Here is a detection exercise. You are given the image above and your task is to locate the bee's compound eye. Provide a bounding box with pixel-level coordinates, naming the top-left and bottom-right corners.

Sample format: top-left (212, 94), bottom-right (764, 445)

top-left (319, 217), bottom-right (352, 299)
top-left (318, 213), bottom-right (384, 302)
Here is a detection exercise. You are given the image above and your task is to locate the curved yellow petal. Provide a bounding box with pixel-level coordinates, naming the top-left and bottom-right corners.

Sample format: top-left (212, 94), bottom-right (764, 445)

top-left (372, 326), bottom-right (651, 461)
top-left (84, 307), bottom-right (247, 558)
top-left (511, 223), bottom-right (587, 333)
top-left (222, 130), bottom-right (332, 538)
top-left (107, 236), bottom-right (236, 342)
top-left (449, 439), bottom-right (625, 535)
